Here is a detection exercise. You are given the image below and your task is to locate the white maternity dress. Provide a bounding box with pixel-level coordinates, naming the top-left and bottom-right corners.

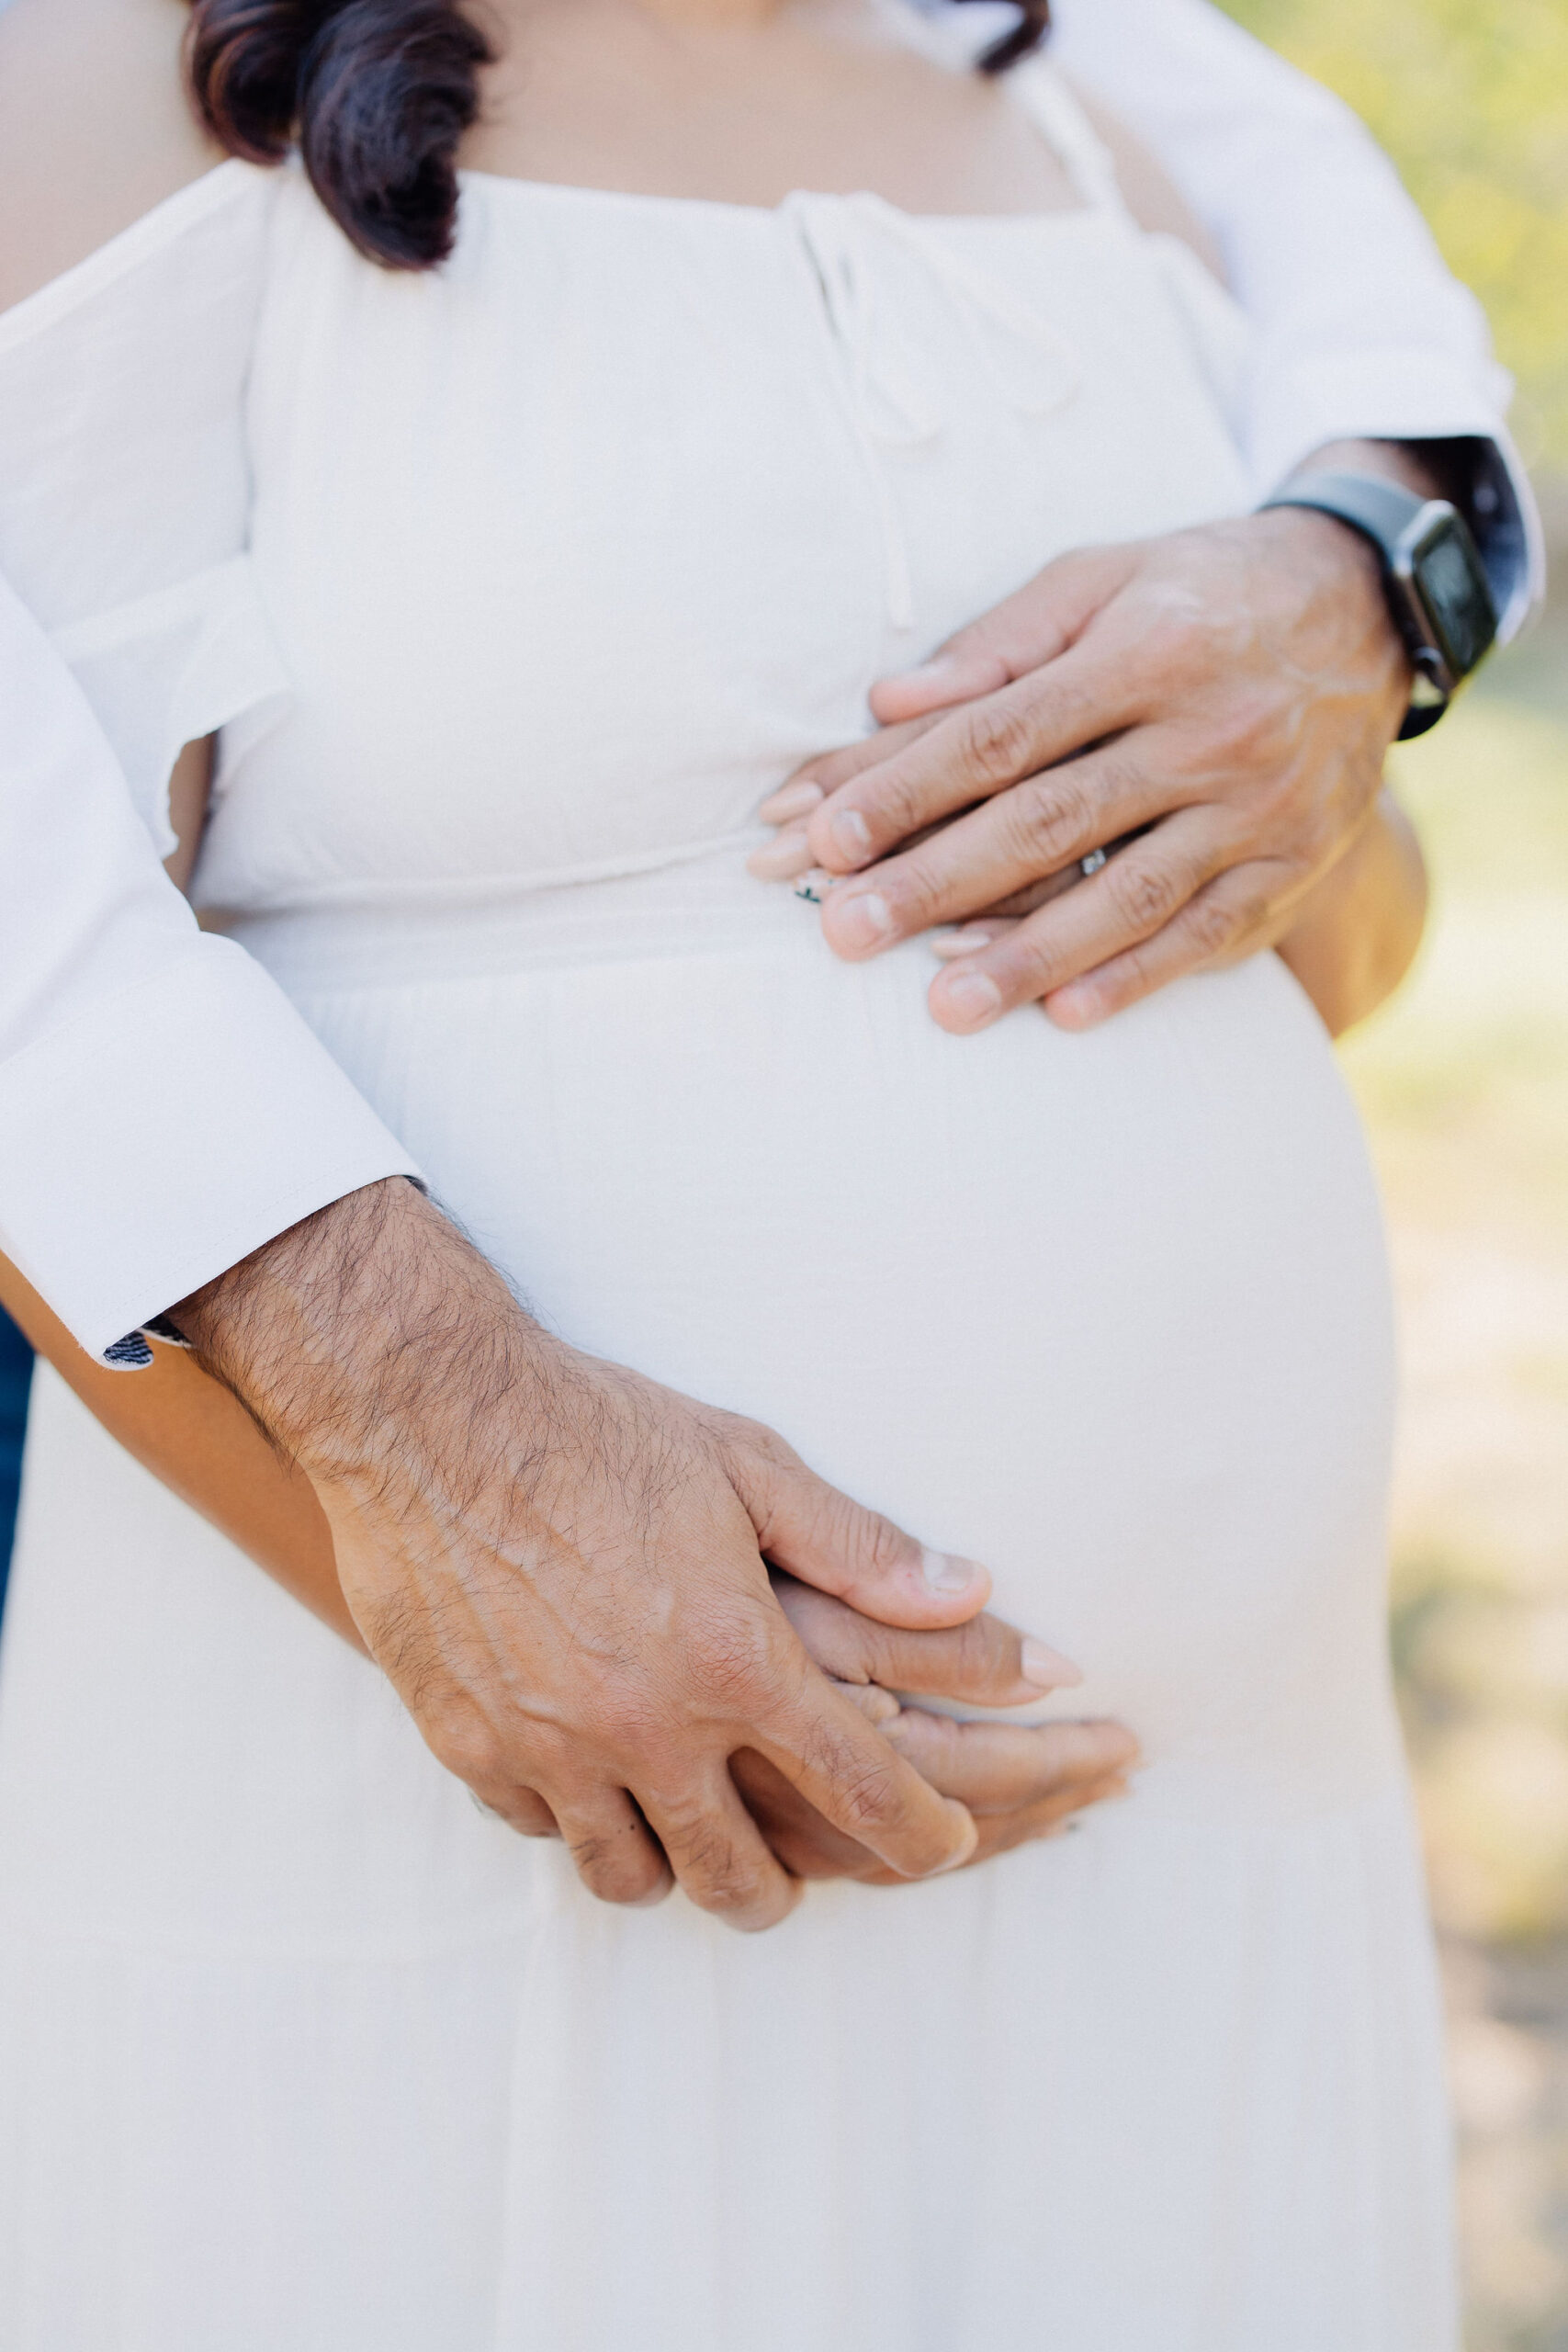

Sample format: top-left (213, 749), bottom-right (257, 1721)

top-left (0, 49), bottom-right (1456, 2351)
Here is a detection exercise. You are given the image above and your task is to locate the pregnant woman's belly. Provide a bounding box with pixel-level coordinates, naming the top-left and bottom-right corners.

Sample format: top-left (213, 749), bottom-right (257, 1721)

top-left (248, 855), bottom-right (1402, 1820)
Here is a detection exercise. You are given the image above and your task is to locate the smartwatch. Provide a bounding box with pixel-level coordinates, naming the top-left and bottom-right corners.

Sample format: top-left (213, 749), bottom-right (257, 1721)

top-left (1260, 469), bottom-right (1498, 739)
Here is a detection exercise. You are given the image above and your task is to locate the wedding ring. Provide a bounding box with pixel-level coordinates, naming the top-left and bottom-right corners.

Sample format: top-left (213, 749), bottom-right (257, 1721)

top-left (1079, 846), bottom-right (1108, 877)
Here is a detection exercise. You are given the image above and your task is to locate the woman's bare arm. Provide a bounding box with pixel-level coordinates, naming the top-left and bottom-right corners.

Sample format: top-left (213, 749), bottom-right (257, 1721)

top-left (1272, 786), bottom-right (1427, 1036)
top-left (0, 1250), bottom-right (365, 1648)
top-left (0, 0), bottom-right (216, 314)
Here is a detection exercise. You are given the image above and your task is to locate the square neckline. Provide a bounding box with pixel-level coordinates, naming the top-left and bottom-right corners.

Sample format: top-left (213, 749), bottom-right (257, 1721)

top-left (453, 51), bottom-right (1119, 231)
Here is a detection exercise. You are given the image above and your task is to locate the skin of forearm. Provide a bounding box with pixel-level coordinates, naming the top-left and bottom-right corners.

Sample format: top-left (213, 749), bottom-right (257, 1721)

top-left (169, 1177), bottom-right (537, 1490)
top-left (1274, 787), bottom-right (1427, 1036)
top-left (0, 1248), bottom-right (363, 1649)
top-left (1258, 440), bottom-right (1432, 1033)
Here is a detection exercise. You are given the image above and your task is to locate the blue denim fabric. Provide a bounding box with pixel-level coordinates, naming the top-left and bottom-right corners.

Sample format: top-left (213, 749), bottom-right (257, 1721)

top-left (0, 1308), bottom-right (34, 1626)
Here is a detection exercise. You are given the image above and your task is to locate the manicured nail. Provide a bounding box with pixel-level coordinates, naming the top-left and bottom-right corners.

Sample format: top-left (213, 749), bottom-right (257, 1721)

top-left (746, 828), bottom-right (814, 880)
top-left (929, 926), bottom-right (995, 960)
top-left (1045, 982), bottom-right (1103, 1032)
top-left (894, 655), bottom-right (959, 691)
top-left (1021, 1636), bottom-right (1082, 1691)
top-left (941, 970), bottom-right (1003, 1029)
top-left (759, 779), bottom-right (825, 823)
top-left (920, 1547), bottom-right (987, 1596)
top-left (829, 890), bottom-right (896, 949)
top-left (829, 807), bottom-right (874, 863)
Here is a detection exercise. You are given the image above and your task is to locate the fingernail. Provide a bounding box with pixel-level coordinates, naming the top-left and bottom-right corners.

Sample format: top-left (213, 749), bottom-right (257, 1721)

top-left (895, 656), bottom-right (958, 690)
top-left (1045, 983), bottom-right (1103, 1033)
top-left (936, 1805), bottom-right (981, 1871)
top-left (746, 828), bottom-right (814, 880)
top-left (929, 926), bottom-right (995, 960)
top-left (1021, 1636), bottom-right (1082, 1690)
top-left (941, 970), bottom-right (1003, 1029)
top-left (829, 890), bottom-right (896, 950)
top-left (829, 807), bottom-right (874, 863)
top-left (759, 779), bottom-right (825, 823)
top-left (920, 1546), bottom-right (987, 1596)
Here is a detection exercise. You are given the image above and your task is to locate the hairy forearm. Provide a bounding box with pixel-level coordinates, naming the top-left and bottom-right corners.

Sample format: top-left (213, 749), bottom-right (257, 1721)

top-left (169, 1176), bottom-right (541, 1479)
top-left (1274, 788), bottom-right (1427, 1036)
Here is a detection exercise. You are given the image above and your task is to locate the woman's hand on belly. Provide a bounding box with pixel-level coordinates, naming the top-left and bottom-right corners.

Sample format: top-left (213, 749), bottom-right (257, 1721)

top-left (732, 1580), bottom-right (1139, 1881)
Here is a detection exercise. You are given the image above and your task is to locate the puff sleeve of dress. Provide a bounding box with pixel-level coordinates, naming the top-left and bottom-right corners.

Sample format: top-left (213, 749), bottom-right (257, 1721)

top-left (0, 163), bottom-right (421, 1361)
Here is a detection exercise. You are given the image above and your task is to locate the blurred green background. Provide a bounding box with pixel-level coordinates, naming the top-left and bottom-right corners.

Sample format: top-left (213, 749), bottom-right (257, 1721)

top-left (1224, 2), bottom-right (1568, 2342)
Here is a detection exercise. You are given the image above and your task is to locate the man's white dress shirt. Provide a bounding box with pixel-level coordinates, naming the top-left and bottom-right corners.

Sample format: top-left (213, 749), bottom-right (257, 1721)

top-left (0, 0), bottom-right (1544, 1362)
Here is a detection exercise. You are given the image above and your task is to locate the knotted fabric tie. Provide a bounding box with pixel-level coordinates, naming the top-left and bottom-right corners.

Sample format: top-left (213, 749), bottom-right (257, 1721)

top-left (784, 190), bottom-right (1081, 628)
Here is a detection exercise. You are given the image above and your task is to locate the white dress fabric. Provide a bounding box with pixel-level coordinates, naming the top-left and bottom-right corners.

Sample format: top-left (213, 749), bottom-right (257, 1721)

top-left (0, 52), bottom-right (1455, 2351)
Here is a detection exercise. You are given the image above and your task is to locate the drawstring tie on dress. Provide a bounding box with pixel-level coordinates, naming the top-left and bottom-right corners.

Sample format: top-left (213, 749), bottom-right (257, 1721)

top-left (784, 190), bottom-right (1081, 629)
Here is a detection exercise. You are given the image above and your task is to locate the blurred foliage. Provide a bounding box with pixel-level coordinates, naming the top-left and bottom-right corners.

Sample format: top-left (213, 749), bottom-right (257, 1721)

top-left (1223, 0), bottom-right (1568, 476)
top-left (1340, 657), bottom-right (1568, 2346)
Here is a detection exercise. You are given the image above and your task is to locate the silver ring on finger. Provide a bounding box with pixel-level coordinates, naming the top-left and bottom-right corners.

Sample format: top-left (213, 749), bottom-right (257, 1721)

top-left (1078, 846), bottom-right (1108, 878)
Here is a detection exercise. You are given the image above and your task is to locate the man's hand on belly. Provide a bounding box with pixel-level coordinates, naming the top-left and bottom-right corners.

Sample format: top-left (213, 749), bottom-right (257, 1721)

top-left (167, 1178), bottom-right (1083, 1930)
top-left (752, 445), bottom-right (1427, 1030)
top-left (731, 1578), bottom-right (1139, 1881)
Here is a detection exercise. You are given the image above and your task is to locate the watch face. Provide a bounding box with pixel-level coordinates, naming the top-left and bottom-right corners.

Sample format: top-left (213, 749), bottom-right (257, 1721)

top-left (1409, 510), bottom-right (1498, 682)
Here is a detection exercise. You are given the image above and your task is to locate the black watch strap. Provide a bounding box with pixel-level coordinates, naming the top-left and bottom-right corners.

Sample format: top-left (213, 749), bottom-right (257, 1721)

top-left (1260, 469), bottom-right (1496, 741)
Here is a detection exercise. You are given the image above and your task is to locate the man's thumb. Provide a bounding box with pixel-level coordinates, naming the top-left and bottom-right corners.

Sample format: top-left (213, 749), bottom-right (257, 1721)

top-left (746, 1453), bottom-right (991, 1631)
top-left (869, 543), bottom-right (1135, 725)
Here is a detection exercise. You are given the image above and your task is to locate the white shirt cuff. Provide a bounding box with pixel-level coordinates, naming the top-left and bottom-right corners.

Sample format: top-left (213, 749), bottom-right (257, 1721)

top-left (0, 933), bottom-right (422, 1361)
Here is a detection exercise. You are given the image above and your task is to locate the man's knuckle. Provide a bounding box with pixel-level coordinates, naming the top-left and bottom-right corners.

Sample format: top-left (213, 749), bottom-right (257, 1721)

top-left (956, 695), bottom-right (1040, 787)
top-left (1183, 886), bottom-right (1247, 959)
top-left (1004, 774), bottom-right (1089, 867)
top-left (568, 1826), bottom-right (660, 1905)
top-left (659, 1811), bottom-right (761, 1913)
top-left (859, 1510), bottom-right (915, 1580)
top-left (855, 764), bottom-right (927, 842)
top-left (835, 1752), bottom-right (904, 1837)
top-left (724, 1412), bottom-right (795, 1476)
top-left (886, 848), bottom-right (947, 926)
top-left (1107, 856), bottom-right (1184, 934)
top-left (432, 1716), bottom-right (509, 1792)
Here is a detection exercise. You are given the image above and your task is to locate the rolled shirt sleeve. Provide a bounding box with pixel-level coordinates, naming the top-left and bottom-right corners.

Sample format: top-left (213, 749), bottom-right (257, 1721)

top-left (0, 570), bottom-right (420, 1363)
top-left (1049, 0), bottom-right (1545, 638)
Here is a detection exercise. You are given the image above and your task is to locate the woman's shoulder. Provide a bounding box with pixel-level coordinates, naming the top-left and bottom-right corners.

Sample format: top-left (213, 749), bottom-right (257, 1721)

top-left (0, 0), bottom-right (227, 315)
top-left (1055, 73), bottom-right (1227, 283)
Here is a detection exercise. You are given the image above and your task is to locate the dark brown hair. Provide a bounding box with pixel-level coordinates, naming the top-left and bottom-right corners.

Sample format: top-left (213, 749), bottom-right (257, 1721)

top-left (185, 0), bottom-right (1051, 270)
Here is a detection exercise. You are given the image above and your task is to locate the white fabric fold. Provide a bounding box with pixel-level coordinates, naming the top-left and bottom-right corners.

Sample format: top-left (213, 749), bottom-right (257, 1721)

top-left (51, 558), bottom-right (291, 856)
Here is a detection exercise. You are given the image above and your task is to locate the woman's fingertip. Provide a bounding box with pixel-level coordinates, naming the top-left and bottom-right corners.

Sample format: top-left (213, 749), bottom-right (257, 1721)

top-left (1021, 1636), bottom-right (1082, 1691)
top-left (929, 927), bottom-right (995, 960)
top-left (758, 778), bottom-right (825, 822)
top-left (746, 828), bottom-right (815, 880)
top-left (869, 657), bottom-right (957, 718)
top-left (1044, 983), bottom-right (1104, 1031)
